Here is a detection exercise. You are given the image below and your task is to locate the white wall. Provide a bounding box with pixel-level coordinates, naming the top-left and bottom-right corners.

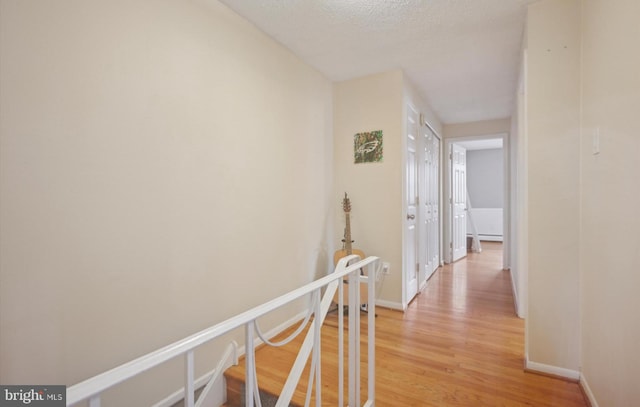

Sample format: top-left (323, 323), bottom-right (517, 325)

top-left (0, 0), bottom-right (333, 403)
top-left (466, 149), bottom-right (504, 208)
top-left (525, 0), bottom-right (582, 374)
top-left (466, 149), bottom-right (504, 240)
top-left (579, 0), bottom-right (640, 404)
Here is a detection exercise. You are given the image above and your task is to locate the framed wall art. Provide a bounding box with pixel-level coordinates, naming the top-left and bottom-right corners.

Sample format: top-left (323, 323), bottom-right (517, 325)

top-left (354, 130), bottom-right (383, 163)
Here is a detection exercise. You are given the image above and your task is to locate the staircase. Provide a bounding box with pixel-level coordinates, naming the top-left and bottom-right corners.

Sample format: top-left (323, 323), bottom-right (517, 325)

top-left (223, 311), bottom-right (371, 407)
top-left (66, 255), bottom-right (378, 407)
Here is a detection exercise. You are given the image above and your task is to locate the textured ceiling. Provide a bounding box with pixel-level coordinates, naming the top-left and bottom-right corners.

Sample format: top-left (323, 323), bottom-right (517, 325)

top-left (217, 0), bottom-right (534, 124)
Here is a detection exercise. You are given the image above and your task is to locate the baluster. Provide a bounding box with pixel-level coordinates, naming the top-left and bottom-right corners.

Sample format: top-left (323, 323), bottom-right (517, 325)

top-left (89, 395), bottom-right (100, 407)
top-left (348, 269), bottom-right (358, 406)
top-left (338, 278), bottom-right (344, 407)
top-left (185, 350), bottom-right (195, 407)
top-left (313, 289), bottom-right (322, 406)
top-left (367, 261), bottom-right (377, 403)
top-left (245, 322), bottom-right (255, 407)
top-left (354, 268), bottom-right (361, 407)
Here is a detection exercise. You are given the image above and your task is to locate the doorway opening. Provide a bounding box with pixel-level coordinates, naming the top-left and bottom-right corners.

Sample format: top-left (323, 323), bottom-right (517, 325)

top-left (444, 133), bottom-right (510, 270)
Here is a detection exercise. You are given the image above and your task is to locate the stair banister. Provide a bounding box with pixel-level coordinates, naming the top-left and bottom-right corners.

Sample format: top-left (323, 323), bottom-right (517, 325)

top-left (367, 258), bottom-right (376, 404)
top-left (274, 255), bottom-right (378, 407)
top-left (348, 264), bottom-right (360, 407)
top-left (67, 254), bottom-right (378, 406)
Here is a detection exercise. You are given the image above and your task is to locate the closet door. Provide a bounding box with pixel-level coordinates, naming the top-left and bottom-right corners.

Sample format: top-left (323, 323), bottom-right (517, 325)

top-left (431, 136), bottom-right (440, 270)
top-left (404, 105), bottom-right (419, 303)
top-left (422, 127), bottom-right (440, 283)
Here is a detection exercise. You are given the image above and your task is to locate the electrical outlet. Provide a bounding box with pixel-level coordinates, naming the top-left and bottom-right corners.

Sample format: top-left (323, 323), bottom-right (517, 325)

top-left (382, 262), bottom-right (390, 275)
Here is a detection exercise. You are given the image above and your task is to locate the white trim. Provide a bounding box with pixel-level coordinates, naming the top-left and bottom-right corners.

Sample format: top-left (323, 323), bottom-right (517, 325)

top-left (580, 374), bottom-right (600, 407)
top-left (509, 268), bottom-right (521, 318)
top-left (525, 358), bottom-right (580, 381)
top-left (375, 299), bottom-right (405, 311)
top-left (419, 279), bottom-right (428, 291)
top-left (475, 235), bottom-right (503, 242)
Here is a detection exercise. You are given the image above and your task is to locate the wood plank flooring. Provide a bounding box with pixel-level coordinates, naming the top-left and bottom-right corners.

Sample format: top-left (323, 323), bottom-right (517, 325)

top-left (225, 242), bottom-right (588, 406)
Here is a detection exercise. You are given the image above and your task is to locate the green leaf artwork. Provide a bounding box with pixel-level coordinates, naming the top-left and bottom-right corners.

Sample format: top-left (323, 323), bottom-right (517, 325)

top-left (354, 130), bottom-right (383, 163)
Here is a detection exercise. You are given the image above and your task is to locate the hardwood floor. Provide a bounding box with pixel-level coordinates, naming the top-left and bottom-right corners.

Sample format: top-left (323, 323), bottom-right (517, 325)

top-left (225, 242), bottom-right (589, 406)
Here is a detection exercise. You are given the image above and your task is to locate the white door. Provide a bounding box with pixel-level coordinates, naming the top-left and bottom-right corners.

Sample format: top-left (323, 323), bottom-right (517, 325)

top-left (420, 131), bottom-right (430, 285)
top-left (451, 143), bottom-right (467, 262)
top-left (405, 106), bottom-right (419, 303)
top-left (423, 131), bottom-right (440, 279)
top-left (432, 136), bottom-right (440, 269)
top-left (420, 127), bottom-right (439, 284)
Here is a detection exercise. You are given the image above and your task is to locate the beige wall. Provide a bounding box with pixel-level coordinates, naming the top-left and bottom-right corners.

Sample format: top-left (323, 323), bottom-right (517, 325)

top-left (443, 118), bottom-right (511, 139)
top-left (525, 2), bottom-right (640, 402)
top-left (525, 0), bottom-right (582, 372)
top-left (0, 0), bottom-right (333, 403)
top-left (333, 71), bottom-right (442, 308)
top-left (333, 71), bottom-right (404, 305)
top-left (580, 0), bottom-right (640, 404)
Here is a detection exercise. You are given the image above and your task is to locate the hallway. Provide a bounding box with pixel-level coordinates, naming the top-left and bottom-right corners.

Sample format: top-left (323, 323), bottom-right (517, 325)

top-left (379, 242), bottom-right (588, 406)
top-left (227, 243), bottom-right (590, 406)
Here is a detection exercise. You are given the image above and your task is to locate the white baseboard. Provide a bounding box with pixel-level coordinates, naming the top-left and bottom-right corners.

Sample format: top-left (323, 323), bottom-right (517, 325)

top-left (509, 269), bottom-right (523, 318)
top-left (419, 279), bottom-right (428, 291)
top-left (580, 374), bottom-right (599, 407)
top-left (479, 235), bottom-right (503, 242)
top-left (525, 358), bottom-right (580, 381)
top-left (375, 299), bottom-right (404, 311)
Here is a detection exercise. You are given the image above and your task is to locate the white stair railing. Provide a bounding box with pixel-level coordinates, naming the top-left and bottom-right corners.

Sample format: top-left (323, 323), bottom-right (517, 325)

top-left (151, 341), bottom-right (238, 407)
top-left (66, 254), bottom-right (379, 407)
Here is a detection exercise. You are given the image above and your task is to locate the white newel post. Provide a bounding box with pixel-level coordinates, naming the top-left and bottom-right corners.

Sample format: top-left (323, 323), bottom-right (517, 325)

top-left (313, 288), bottom-right (322, 406)
top-left (245, 322), bottom-right (255, 407)
top-left (348, 267), bottom-right (361, 407)
top-left (185, 350), bottom-right (195, 407)
top-left (338, 278), bottom-right (344, 407)
top-left (368, 262), bottom-right (376, 405)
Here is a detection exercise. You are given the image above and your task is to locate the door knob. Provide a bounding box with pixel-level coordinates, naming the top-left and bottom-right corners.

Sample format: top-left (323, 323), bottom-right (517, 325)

top-left (407, 214), bottom-right (415, 220)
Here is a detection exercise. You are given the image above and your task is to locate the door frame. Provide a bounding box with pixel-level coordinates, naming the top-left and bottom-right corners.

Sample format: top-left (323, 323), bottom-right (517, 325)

top-left (443, 132), bottom-right (510, 270)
